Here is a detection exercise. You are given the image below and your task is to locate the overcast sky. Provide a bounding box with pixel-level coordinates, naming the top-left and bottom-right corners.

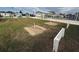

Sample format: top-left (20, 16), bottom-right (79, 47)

top-left (0, 7), bottom-right (79, 14)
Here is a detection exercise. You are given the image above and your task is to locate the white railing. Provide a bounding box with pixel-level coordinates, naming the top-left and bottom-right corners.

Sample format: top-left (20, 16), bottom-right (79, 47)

top-left (53, 28), bottom-right (65, 52)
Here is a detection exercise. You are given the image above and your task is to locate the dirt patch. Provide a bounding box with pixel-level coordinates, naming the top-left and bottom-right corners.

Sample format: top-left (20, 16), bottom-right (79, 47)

top-left (24, 25), bottom-right (47, 36)
top-left (45, 22), bottom-right (58, 26)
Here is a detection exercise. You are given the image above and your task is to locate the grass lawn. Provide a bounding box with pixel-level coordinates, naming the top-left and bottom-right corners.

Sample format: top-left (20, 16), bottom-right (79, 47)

top-left (58, 25), bottom-right (79, 52)
top-left (0, 18), bottom-right (64, 52)
top-left (0, 17), bottom-right (79, 52)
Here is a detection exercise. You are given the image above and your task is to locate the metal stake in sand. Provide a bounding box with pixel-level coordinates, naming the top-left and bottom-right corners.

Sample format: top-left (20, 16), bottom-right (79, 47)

top-left (33, 23), bottom-right (36, 29)
top-left (42, 14), bottom-right (45, 20)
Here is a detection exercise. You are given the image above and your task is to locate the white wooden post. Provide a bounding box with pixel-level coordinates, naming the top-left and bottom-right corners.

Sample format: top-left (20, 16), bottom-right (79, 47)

top-left (53, 38), bottom-right (60, 52)
top-left (66, 23), bottom-right (69, 29)
top-left (53, 28), bottom-right (65, 52)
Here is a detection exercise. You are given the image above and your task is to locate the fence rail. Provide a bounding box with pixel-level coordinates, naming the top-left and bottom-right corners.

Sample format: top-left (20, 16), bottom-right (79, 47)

top-left (53, 28), bottom-right (65, 52)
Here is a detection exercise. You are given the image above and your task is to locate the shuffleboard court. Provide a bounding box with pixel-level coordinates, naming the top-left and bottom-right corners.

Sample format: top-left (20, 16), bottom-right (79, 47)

top-left (24, 25), bottom-right (47, 36)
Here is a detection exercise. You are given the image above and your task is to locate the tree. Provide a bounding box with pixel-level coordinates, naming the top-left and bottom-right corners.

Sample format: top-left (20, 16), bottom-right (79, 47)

top-left (19, 10), bottom-right (23, 14)
top-left (6, 11), bottom-right (14, 14)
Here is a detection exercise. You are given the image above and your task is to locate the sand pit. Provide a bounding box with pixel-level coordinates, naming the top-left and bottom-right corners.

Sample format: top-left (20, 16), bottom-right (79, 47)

top-left (24, 25), bottom-right (47, 36)
top-left (45, 22), bottom-right (58, 26)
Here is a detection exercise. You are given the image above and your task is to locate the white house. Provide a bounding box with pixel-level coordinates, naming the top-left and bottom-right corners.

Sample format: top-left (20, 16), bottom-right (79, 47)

top-left (0, 13), bottom-right (11, 17)
top-left (35, 11), bottom-right (46, 19)
top-left (0, 12), bottom-right (16, 18)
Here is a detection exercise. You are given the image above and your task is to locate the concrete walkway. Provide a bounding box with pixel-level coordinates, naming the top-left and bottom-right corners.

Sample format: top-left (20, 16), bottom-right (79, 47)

top-left (30, 17), bottom-right (79, 25)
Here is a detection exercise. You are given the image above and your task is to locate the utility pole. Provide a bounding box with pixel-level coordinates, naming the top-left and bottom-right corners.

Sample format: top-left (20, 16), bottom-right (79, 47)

top-left (75, 13), bottom-right (78, 21)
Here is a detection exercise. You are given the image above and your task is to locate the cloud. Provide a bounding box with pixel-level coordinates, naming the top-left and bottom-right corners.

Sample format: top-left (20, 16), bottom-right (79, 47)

top-left (33, 7), bottom-right (49, 13)
top-left (58, 7), bottom-right (79, 13)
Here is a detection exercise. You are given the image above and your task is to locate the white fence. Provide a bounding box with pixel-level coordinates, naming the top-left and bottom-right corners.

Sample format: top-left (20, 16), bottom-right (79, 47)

top-left (53, 28), bottom-right (65, 52)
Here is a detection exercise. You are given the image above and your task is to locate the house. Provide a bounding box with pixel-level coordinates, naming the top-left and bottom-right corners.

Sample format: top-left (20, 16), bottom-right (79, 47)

top-left (14, 12), bottom-right (22, 18)
top-left (44, 12), bottom-right (64, 19)
top-left (65, 14), bottom-right (76, 20)
top-left (0, 11), bottom-right (16, 18)
top-left (22, 13), bottom-right (30, 18)
top-left (35, 11), bottom-right (46, 18)
top-left (0, 12), bottom-right (11, 17)
top-left (14, 12), bottom-right (30, 18)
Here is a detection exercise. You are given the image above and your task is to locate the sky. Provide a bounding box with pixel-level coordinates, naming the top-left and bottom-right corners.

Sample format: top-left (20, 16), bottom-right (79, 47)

top-left (0, 7), bottom-right (79, 14)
